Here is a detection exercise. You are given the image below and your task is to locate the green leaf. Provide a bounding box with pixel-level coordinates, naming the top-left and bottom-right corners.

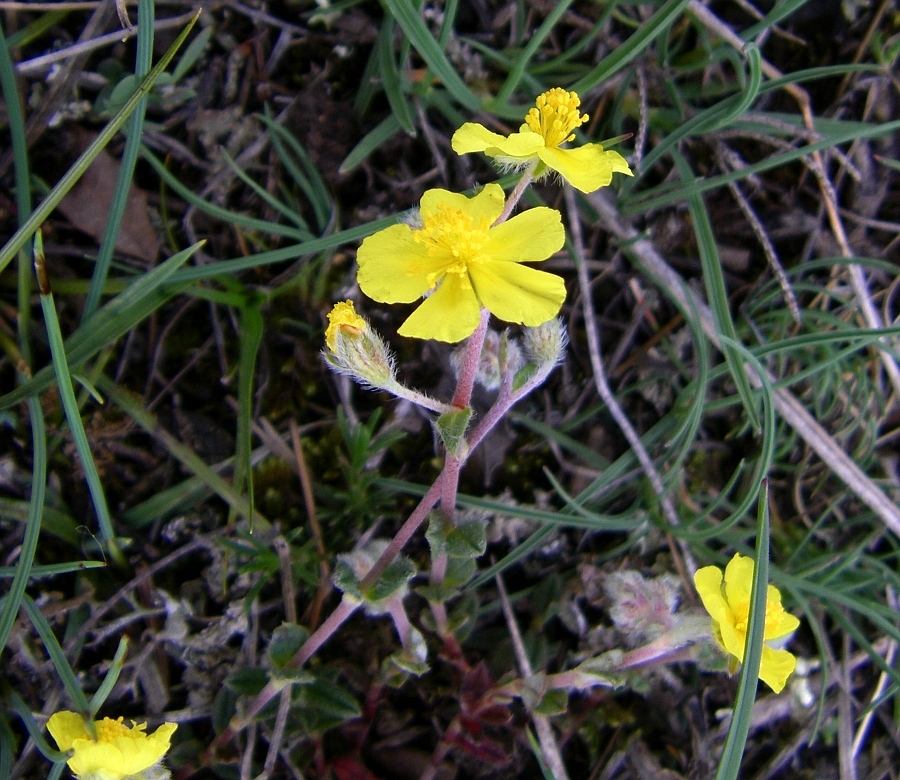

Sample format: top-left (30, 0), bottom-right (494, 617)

top-left (446, 520), bottom-right (487, 559)
top-left (443, 556), bottom-right (476, 588)
top-left (533, 688), bottom-right (568, 717)
top-left (365, 557), bottom-right (416, 603)
top-left (332, 557), bottom-right (362, 600)
top-left (226, 668), bottom-right (269, 696)
top-left (301, 678), bottom-right (362, 722)
top-left (268, 623), bottom-right (310, 669)
top-left (436, 406), bottom-right (472, 458)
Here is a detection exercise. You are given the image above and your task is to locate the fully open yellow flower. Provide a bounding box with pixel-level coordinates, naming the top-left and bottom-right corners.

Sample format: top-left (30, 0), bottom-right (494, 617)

top-left (451, 88), bottom-right (633, 193)
top-left (47, 711), bottom-right (177, 780)
top-left (694, 554), bottom-right (800, 693)
top-left (356, 183), bottom-right (566, 342)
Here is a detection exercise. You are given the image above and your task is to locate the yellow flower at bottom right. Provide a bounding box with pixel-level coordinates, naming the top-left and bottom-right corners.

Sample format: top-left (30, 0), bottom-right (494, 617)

top-left (694, 553), bottom-right (800, 693)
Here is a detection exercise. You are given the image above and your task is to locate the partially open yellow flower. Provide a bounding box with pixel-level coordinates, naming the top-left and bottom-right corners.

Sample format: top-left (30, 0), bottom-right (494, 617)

top-left (356, 183), bottom-right (566, 342)
top-left (694, 554), bottom-right (800, 693)
top-left (451, 88), bottom-right (633, 193)
top-left (325, 300), bottom-right (368, 352)
top-left (47, 711), bottom-right (177, 780)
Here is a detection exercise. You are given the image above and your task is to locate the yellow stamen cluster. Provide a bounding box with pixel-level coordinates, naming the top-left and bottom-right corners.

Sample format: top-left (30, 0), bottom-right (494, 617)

top-left (524, 88), bottom-right (589, 148)
top-left (95, 718), bottom-right (135, 741)
top-left (415, 204), bottom-right (491, 284)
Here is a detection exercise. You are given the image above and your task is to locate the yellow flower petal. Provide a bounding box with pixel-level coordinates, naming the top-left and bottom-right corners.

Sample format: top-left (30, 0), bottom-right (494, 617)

top-left (48, 711), bottom-right (90, 751)
top-left (485, 207), bottom-right (565, 263)
top-left (357, 224), bottom-right (443, 303)
top-left (451, 123), bottom-right (544, 158)
top-left (325, 300), bottom-right (367, 352)
top-left (759, 646), bottom-right (797, 694)
top-left (694, 554), bottom-right (800, 693)
top-left (420, 184), bottom-right (505, 226)
top-left (398, 274), bottom-right (482, 342)
top-left (537, 144), bottom-right (633, 193)
top-left (469, 262), bottom-right (565, 326)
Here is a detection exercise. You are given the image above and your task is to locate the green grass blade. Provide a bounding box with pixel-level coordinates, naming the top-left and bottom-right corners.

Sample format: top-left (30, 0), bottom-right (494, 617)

top-left (220, 148), bottom-right (310, 230)
top-left (380, 0), bottom-right (479, 110)
top-left (339, 115), bottom-right (404, 175)
top-left (98, 378), bottom-right (266, 526)
top-left (570, 0), bottom-right (692, 96)
top-left (9, 693), bottom-right (67, 761)
top-left (0, 10), bottom-right (200, 275)
top-left (0, 397), bottom-right (46, 655)
top-left (675, 150), bottom-right (760, 429)
top-left (0, 560), bottom-right (105, 577)
top-left (0, 242), bottom-right (203, 410)
top-left (233, 294), bottom-right (266, 531)
top-left (82, 0), bottom-right (154, 321)
top-left (494, 0), bottom-right (575, 105)
top-left (34, 238), bottom-right (118, 553)
top-left (715, 483), bottom-right (771, 780)
top-left (142, 146), bottom-right (313, 240)
top-left (20, 594), bottom-right (92, 717)
top-left (89, 637), bottom-right (129, 715)
top-left (376, 18), bottom-right (416, 134)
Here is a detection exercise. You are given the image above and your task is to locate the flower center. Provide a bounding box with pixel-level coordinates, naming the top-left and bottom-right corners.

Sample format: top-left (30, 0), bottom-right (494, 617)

top-left (414, 203), bottom-right (491, 286)
top-left (524, 88), bottom-right (589, 148)
top-left (95, 718), bottom-right (138, 742)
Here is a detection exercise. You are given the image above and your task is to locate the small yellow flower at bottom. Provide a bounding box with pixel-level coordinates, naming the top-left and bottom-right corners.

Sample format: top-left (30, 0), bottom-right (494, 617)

top-left (694, 553), bottom-right (800, 693)
top-left (325, 300), bottom-right (368, 352)
top-left (451, 88), bottom-right (633, 193)
top-left (47, 711), bottom-right (177, 780)
top-left (356, 183), bottom-right (566, 343)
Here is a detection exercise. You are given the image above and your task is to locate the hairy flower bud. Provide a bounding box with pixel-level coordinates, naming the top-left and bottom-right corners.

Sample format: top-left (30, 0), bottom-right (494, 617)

top-left (451, 329), bottom-right (523, 391)
top-left (522, 318), bottom-right (567, 369)
top-left (323, 300), bottom-right (396, 389)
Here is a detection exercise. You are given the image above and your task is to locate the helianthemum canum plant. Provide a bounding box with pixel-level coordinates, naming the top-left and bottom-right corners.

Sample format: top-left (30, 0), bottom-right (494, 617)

top-left (217, 86), bottom-right (632, 751)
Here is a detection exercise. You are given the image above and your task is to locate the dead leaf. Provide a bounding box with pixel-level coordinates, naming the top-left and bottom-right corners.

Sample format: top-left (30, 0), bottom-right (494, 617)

top-left (57, 127), bottom-right (160, 263)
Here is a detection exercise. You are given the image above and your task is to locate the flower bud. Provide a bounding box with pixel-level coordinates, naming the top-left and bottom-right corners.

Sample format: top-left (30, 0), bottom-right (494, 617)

top-left (323, 300), bottom-right (396, 389)
top-left (450, 329), bottom-right (523, 391)
top-left (521, 318), bottom-right (567, 369)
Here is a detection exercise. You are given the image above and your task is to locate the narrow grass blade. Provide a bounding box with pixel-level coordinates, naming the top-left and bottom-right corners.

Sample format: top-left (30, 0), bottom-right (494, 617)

top-left (34, 236), bottom-right (119, 555)
top-left (9, 693), bottom-right (67, 761)
top-left (0, 241), bottom-right (202, 410)
top-left (21, 594), bottom-right (92, 717)
top-left (98, 377), bottom-right (266, 526)
top-left (220, 148), bottom-right (310, 230)
top-left (674, 151), bottom-right (760, 429)
top-left (0, 397), bottom-right (45, 654)
top-left (0, 560), bottom-right (105, 577)
top-left (714, 482), bottom-right (771, 780)
top-left (0, 10), bottom-right (200, 275)
top-left (376, 18), bottom-right (416, 134)
top-left (380, 0), bottom-right (479, 110)
top-left (89, 637), bottom-right (129, 715)
top-left (570, 0), bottom-right (692, 96)
top-left (82, 0), bottom-right (155, 321)
top-left (339, 115), bottom-right (404, 175)
top-left (494, 0), bottom-right (574, 105)
top-left (232, 294), bottom-right (265, 531)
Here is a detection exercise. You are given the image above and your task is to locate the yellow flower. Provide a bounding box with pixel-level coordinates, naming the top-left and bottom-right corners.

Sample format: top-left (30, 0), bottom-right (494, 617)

top-left (694, 554), bottom-right (800, 693)
top-left (451, 88), bottom-right (633, 193)
top-left (47, 711), bottom-right (177, 780)
top-left (325, 300), bottom-right (367, 352)
top-left (356, 183), bottom-right (566, 343)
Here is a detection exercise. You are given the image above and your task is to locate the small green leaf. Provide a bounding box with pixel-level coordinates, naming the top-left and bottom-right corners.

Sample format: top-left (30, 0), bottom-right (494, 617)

top-left (365, 557), bottom-right (416, 603)
top-left (302, 678), bottom-right (362, 722)
top-left (533, 689), bottom-right (568, 716)
top-left (444, 556), bottom-right (476, 588)
top-left (446, 520), bottom-right (487, 559)
top-left (226, 668), bottom-right (269, 695)
top-left (333, 557), bottom-right (362, 600)
top-left (435, 406), bottom-right (472, 458)
top-left (268, 623), bottom-right (310, 669)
